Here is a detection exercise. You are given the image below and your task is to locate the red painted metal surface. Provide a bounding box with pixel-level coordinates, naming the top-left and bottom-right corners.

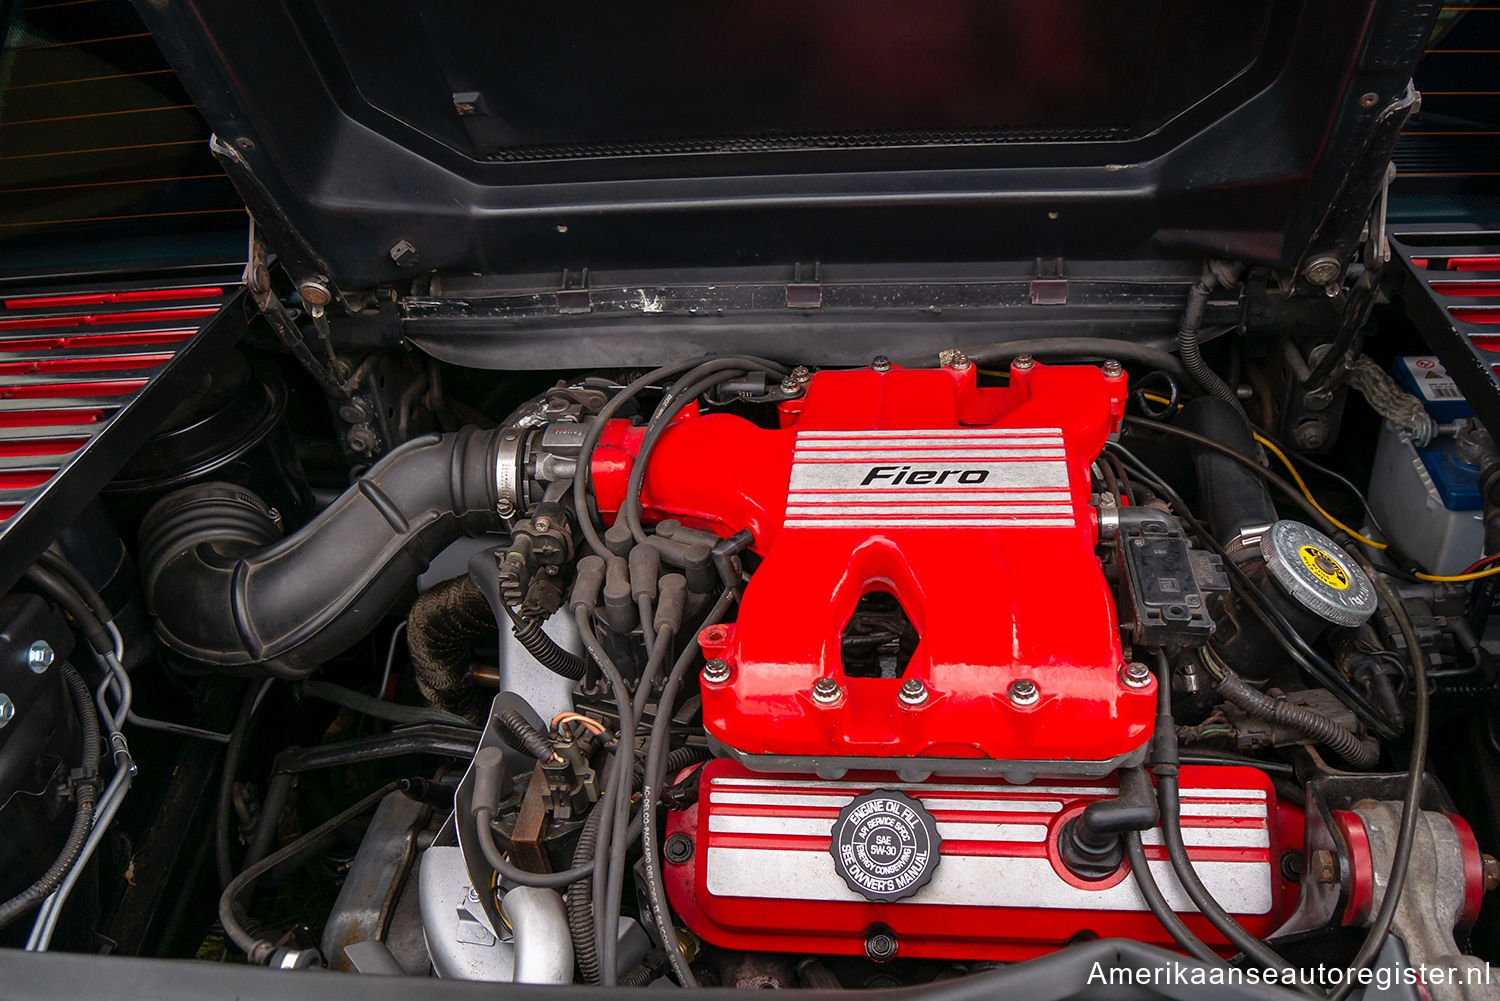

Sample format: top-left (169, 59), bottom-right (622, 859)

top-left (1410, 256), bottom-right (1500, 272)
top-left (1332, 810), bottom-right (1374, 925)
top-left (1451, 813), bottom-right (1484, 929)
top-left (594, 362), bottom-right (1151, 770)
top-left (665, 759), bottom-right (1301, 961)
top-left (0, 281), bottom-right (236, 524)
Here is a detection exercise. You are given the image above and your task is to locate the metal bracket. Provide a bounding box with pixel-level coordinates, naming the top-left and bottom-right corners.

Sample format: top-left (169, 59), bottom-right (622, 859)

top-left (555, 269), bottom-right (591, 314)
top-left (786, 262), bottom-right (823, 309)
top-left (1031, 257), bottom-right (1069, 305)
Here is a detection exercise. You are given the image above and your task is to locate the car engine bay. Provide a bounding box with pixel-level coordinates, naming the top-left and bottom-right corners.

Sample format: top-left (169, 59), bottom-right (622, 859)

top-left (6, 1), bottom-right (1500, 998)
top-left (5, 263), bottom-right (1500, 997)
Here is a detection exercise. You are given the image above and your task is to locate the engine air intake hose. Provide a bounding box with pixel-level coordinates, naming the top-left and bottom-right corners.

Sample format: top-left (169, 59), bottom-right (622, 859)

top-left (1179, 397), bottom-right (1276, 545)
top-left (139, 427), bottom-right (504, 679)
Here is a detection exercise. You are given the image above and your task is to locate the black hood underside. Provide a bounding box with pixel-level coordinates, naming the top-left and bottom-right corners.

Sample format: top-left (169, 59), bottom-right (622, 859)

top-left (134, 0), bottom-right (1438, 292)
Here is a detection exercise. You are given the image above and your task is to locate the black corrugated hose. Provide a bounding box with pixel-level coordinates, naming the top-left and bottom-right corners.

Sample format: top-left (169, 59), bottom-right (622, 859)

top-left (567, 802), bottom-right (609, 983)
top-left (492, 706), bottom-right (558, 763)
top-left (501, 602), bottom-right (587, 681)
top-left (568, 743), bottom-right (709, 984)
top-left (1212, 664), bottom-right (1379, 769)
top-left (1176, 260), bottom-right (1247, 421)
top-left (0, 665), bottom-right (100, 929)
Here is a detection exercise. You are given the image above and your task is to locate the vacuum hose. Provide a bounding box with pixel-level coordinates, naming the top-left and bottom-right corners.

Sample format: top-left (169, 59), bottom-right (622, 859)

top-left (139, 427), bottom-right (504, 679)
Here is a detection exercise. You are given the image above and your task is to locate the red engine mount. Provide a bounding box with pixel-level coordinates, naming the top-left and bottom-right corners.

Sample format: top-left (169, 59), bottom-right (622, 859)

top-left (594, 362), bottom-right (1151, 776)
top-left (664, 759), bottom-right (1303, 961)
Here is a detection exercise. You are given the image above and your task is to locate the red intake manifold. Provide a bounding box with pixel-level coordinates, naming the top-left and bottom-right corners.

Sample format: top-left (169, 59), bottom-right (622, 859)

top-left (594, 362), bottom-right (1152, 777)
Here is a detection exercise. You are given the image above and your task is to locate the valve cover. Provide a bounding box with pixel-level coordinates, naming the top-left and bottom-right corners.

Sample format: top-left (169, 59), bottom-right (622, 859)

top-left (596, 362), bottom-right (1152, 778)
top-left (664, 759), bottom-right (1301, 961)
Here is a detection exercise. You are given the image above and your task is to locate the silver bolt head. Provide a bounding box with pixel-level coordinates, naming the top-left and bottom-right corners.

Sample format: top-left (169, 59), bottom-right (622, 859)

top-left (791, 365), bottom-right (813, 384)
top-left (1102, 359), bottom-right (1124, 379)
top-left (1120, 662), bottom-right (1154, 689)
top-left (26, 641), bottom-right (54, 674)
top-left (812, 677), bottom-right (843, 704)
top-left (872, 355), bottom-right (893, 373)
top-left (1012, 354), bottom-right (1035, 371)
top-left (898, 679), bottom-right (929, 706)
top-left (1008, 679), bottom-right (1039, 706)
top-left (1304, 255), bottom-right (1343, 286)
top-left (780, 375), bottom-right (801, 393)
top-left (533, 517), bottom-right (551, 533)
top-left (947, 350), bottom-right (972, 371)
top-left (0, 694), bottom-right (13, 727)
top-left (297, 279), bottom-right (332, 307)
top-left (702, 658), bottom-right (732, 684)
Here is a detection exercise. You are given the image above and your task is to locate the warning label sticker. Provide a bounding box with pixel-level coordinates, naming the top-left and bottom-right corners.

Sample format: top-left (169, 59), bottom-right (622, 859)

top-left (1401, 356), bottom-right (1465, 403)
top-left (1300, 545), bottom-right (1351, 591)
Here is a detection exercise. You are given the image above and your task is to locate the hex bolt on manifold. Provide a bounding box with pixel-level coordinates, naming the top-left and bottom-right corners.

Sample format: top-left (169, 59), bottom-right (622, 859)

top-left (898, 679), bottom-right (930, 706)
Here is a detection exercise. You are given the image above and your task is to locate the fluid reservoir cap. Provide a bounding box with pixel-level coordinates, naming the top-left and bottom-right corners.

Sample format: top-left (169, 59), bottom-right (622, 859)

top-left (1260, 520), bottom-right (1376, 628)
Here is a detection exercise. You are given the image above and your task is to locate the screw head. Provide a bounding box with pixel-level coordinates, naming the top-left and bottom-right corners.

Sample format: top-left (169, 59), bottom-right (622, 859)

top-left (1483, 854), bottom-right (1500, 893)
top-left (1008, 679), bottom-right (1039, 707)
top-left (871, 355), bottom-right (892, 373)
top-left (533, 517), bottom-right (552, 533)
top-left (780, 375), bottom-right (801, 393)
top-left (791, 365), bottom-right (813, 385)
top-left (702, 658), bottom-right (731, 684)
top-left (664, 833), bottom-right (695, 865)
top-left (812, 677), bottom-right (843, 705)
top-left (0, 694), bottom-right (13, 728)
top-left (1120, 662), bottom-right (1154, 689)
top-left (26, 641), bottom-right (54, 674)
top-left (898, 678), bottom-right (929, 706)
top-left (1359, 91), bottom-right (1379, 109)
top-left (947, 350), bottom-right (972, 372)
top-left (1102, 358), bottom-right (1124, 379)
top-left (1012, 354), bottom-right (1035, 372)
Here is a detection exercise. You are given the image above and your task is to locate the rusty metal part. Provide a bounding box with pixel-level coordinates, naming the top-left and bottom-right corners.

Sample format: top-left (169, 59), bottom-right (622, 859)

top-left (509, 763), bottom-right (552, 874)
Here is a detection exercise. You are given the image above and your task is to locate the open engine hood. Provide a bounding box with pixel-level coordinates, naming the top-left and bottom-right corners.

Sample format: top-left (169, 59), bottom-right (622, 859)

top-left (134, 0), bottom-right (1438, 293)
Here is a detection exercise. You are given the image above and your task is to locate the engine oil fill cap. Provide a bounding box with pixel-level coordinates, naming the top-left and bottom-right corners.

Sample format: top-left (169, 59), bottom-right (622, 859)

top-left (830, 790), bottom-right (941, 903)
top-left (1260, 520), bottom-right (1376, 628)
